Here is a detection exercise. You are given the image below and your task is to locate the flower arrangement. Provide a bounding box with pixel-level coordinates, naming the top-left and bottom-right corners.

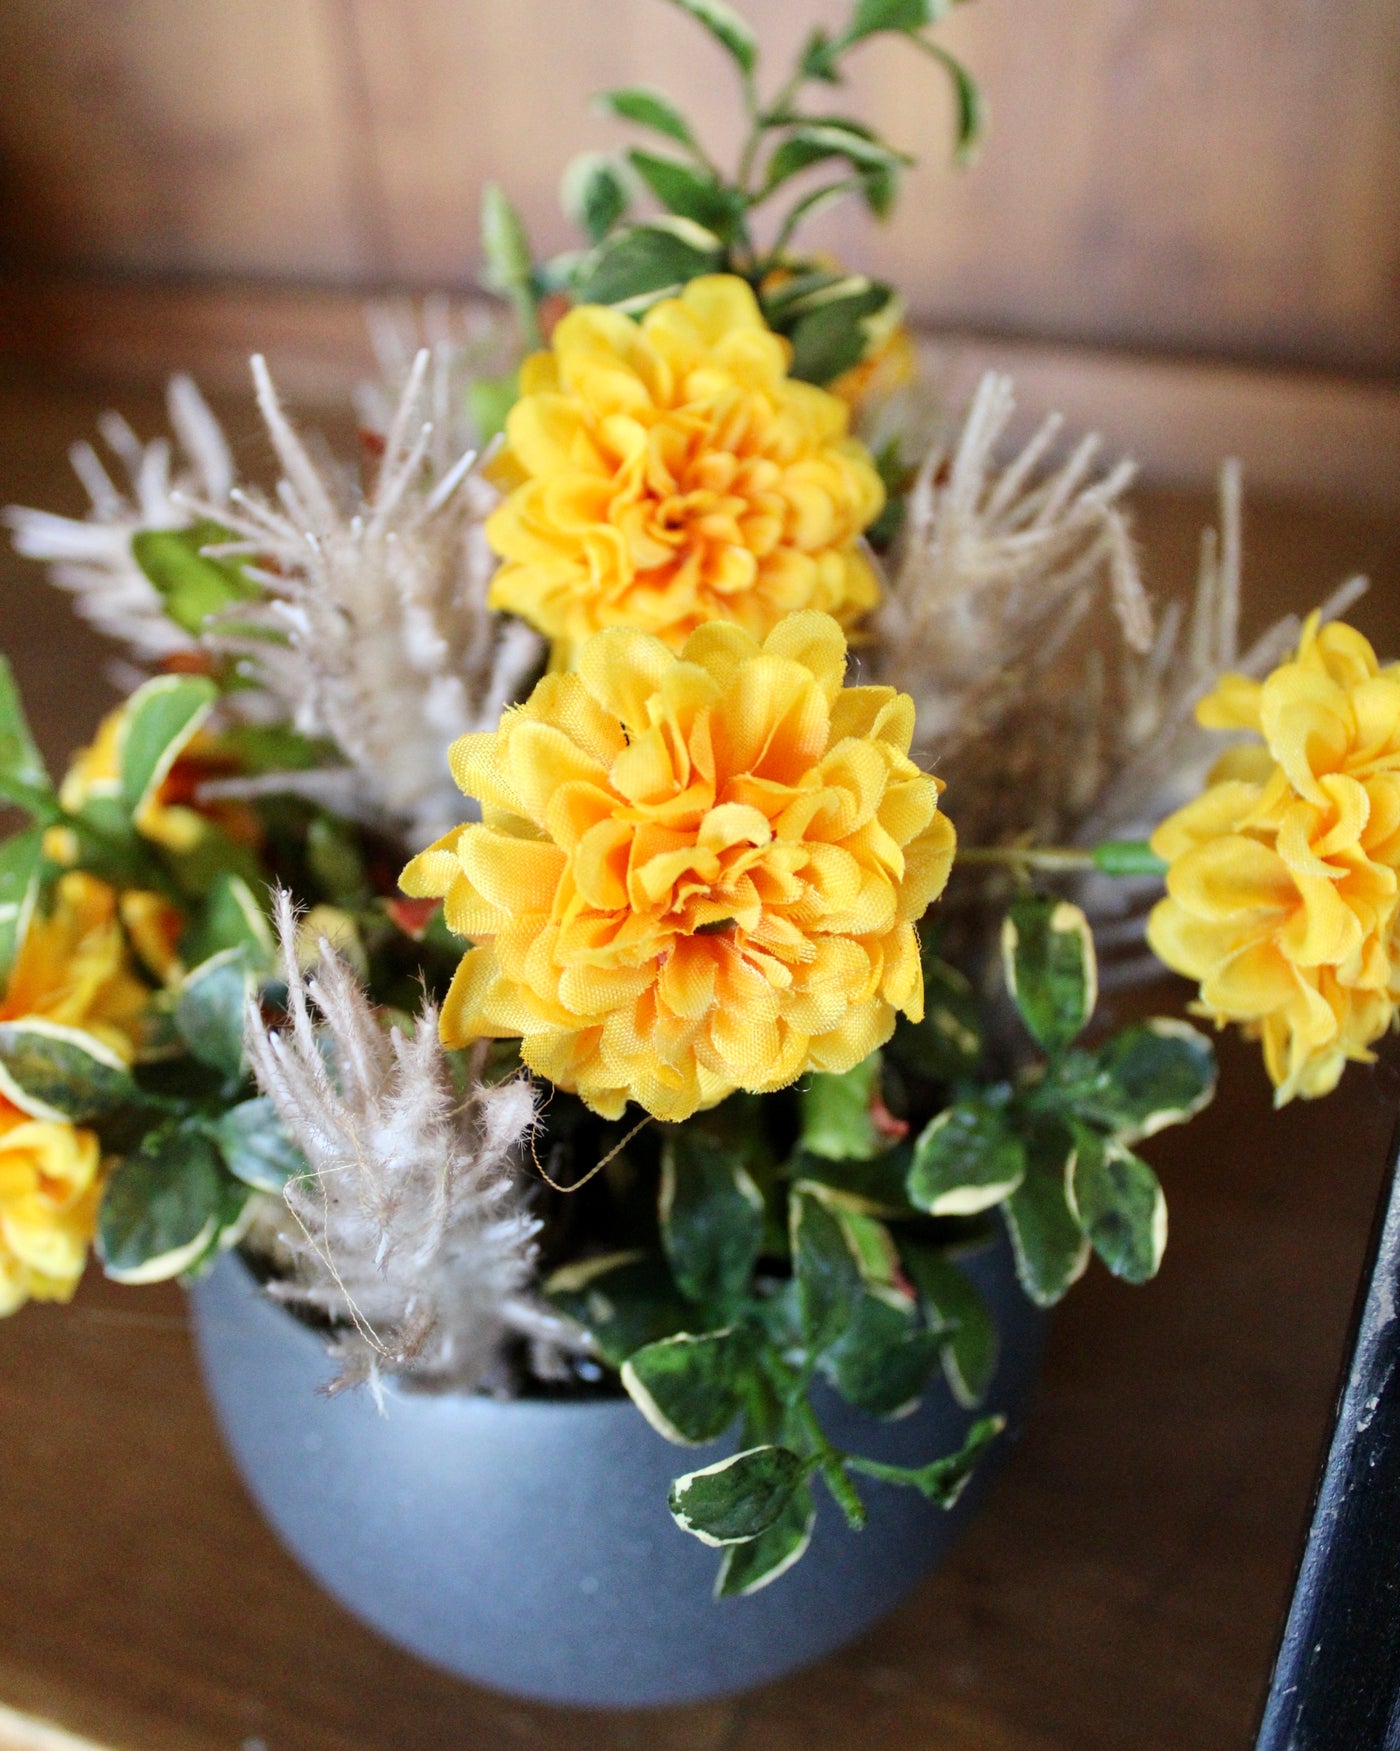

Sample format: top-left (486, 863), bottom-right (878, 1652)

top-left (2, 0), bottom-right (1391, 1603)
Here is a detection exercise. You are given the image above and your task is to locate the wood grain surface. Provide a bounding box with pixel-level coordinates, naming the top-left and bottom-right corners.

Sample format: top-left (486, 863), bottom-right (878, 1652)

top-left (1, 1), bottom-right (1398, 373)
top-left (0, 362), bottom-right (1398, 1748)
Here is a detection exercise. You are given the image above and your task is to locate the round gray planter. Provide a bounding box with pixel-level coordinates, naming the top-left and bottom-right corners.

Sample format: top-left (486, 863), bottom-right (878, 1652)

top-left (189, 1243), bottom-right (1043, 1708)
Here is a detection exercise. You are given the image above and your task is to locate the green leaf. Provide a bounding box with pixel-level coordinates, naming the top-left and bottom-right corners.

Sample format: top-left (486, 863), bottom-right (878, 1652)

top-left (212, 1096), bottom-right (305, 1193)
top-left (821, 1285), bottom-right (941, 1417)
top-left (561, 152), bottom-right (630, 245)
top-left (763, 121), bottom-right (910, 192)
top-left (625, 150), bottom-right (739, 234)
top-left (1001, 1121), bottom-right (1090, 1307)
top-left (131, 521), bottom-right (258, 636)
top-left (848, 0), bottom-right (946, 33)
top-left (668, 1445), bottom-right (807, 1547)
top-left (117, 674), bottom-right (217, 820)
top-left (621, 1328), bottom-right (748, 1445)
top-left (660, 1129), bottom-right (764, 1312)
top-left (1001, 897), bottom-right (1097, 1054)
top-left (888, 955), bottom-right (982, 1082)
top-left (788, 1142), bottom-right (916, 1217)
top-left (907, 1102), bottom-right (1026, 1217)
top-left (781, 280), bottom-right (896, 386)
top-left (479, 183), bottom-right (535, 294)
top-left (595, 86), bottom-right (699, 152)
top-left (571, 218), bottom-right (724, 309)
top-left (1068, 1129), bottom-right (1167, 1285)
top-left (921, 40), bottom-right (984, 165)
top-left (174, 948), bottom-right (250, 1080)
top-left (182, 871), bottom-right (273, 970)
top-left (789, 1183), bottom-right (865, 1354)
top-left (306, 813), bottom-right (369, 907)
top-left (545, 1251), bottom-right (694, 1367)
top-left (0, 1019), bottom-right (139, 1123)
top-left (851, 1413), bottom-right (1004, 1506)
top-left (97, 1123), bottom-right (228, 1284)
top-left (1083, 1018), bottom-right (1216, 1142)
top-left (715, 1482), bottom-right (815, 1595)
top-left (800, 1052), bottom-right (881, 1160)
top-left (900, 1242), bottom-right (998, 1408)
top-left (0, 828), bottom-right (45, 986)
top-left (0, 656), bottom-right (50, 796)
top-left (466, 372), bottom-right (520, 446)
top-left (663, 0), bottom-right (757, 75)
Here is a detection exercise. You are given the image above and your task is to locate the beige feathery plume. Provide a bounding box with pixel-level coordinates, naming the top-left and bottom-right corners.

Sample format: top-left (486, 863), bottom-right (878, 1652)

top-left (875, 370), bottom-right (1150, 763)
top-left (246, 890), bottom-right (579, 1399)
top-left (199, 351), bottom-right (543, 845)
top-left (4, 375), bottom-right (234, 662)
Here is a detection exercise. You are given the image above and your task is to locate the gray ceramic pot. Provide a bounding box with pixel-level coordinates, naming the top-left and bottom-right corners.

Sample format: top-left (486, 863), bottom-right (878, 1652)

top-left (189, 1243), bottom-right (1043, 1708)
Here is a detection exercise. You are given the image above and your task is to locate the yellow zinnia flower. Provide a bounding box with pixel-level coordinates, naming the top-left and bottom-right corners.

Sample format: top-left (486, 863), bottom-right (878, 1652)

top-left (1147, 614), bottom-right (1400, 1102)
top-left (0, 1103), bottom-right (103, 1314)
top-left (402, 610), bottom-right (954, 1123)
top-left (3, 871), bottom-right (151, 1062)
top-left (485, 275), bottom-right (886, 667)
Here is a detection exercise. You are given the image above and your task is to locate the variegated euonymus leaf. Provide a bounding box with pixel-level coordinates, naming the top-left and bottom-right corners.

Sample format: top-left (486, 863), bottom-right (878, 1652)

top-left (572, 218), bottom-right (724, 308)
top-left (131, 521), bottom-right (257, 636)
top-left (668, 1445), bottom-right (807, 1546)
top-left (800, 1051), bottom-right (882, 1161)
top-left (1068, 1127), bottom-right (1168, 1285)
top-left (545, 1251), bottom-right (693, 1367)
top-left (175, 949), bottom-right (252, 1080)
top-left (663, 0), bottom-right (757, 73)
top-left (212, 1097), bottom-right (305, 1193)
top-left (626, 150), bottom-right (741, 236)
top-left (98, 1122), bottom-right (239, 1284)
top-left (715, 1483), bottom-right (816, 1596)
top-left (1082, 1019), bottom-right (1216, 1142)
top-left (0, 1019), bottom-right (139, 1124)
top-left (1001, 1120), bottom-right (1090, 1307)
top-left (595, 86), bottom-right (699, 152)
top-left (117, 674), bottom-right (216, 821)
top-left (184, 871), bottom-right (274, 971)
top-left (819, 1284), bottom-right (942, 1418)
top-left (790, 1183), bottom-right (865, 1355)
top-left (660, 1129), bottom-right (764, 1313)
top-left (622, 1327), bottom-right (748, 1445)
top-left (560, 152), bottom-right (630, 245)
top-left (0, 828), bottom-right (44, 987)
top-left (900, 1242), bottom-right (999, 1409)
top-left (850, 1414), bottom-right (1006, 1506)
top-left (788, 1142), bottom-right (916, 1217)
top-left (907, 1101), bottom-right (1026, 1217)
top-left (0, 655), bottom-right (51, 808)
top-left (1002, 897), bottom-right (1097, 1055)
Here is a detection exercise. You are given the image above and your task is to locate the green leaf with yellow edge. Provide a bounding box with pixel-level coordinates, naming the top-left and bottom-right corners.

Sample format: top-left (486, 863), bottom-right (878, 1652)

top-left (663, 0), bottom-right (757, 74)
top-left (561, 152), bottom-right (630, 245)
top-left (131, 521), bottom-right (258, 636)
top-left (1082, 1018), bottom-right (1216, 1142)
top-left (0, 1018), bottom-right (139, 1124)
top-left (545, 1250), bottom-right (694, 1367)
top-left (572, 218), bottom-right (724, 308)
top-left (97, 1122), bottom-right (228, 1284)
top-left (0, 828), bottom-right (45, 987)
top-left (212, 1096), bottom-right (304, 1194)
top-left (0, 656), bottom-right (50, 798)
top-left (625, 150), bottom-right (740, 235)
top-left (820, 1284), bottom-right (942, 1417)
top-left (1068, 1127), bottom-right (1168, 1285)
top-left (849, 1413), bottom-right (1005, 1506)
top-left (789, 1182), bottom-right (865, 1355)
top-left (479, 183), bottom-right (535, 294)
top-left (1001, 1119), bottom-right (1090, 1307)
top-left (1001, 897), bottom-right (1097, 1054)
top-left (621, 1327), bottom-right (748, 1445)
top-left (174, 948), bottom-right (250, 1080)
top-left (182, 871), bottom-right (273, 971)
top-left (800, 1052), bottom-right (881, 1161)
top-left (907, 1101), bottom-right (1026, 1217)
top-left (595, 86), bottom-right (700, 152)
top-left (715, 1482), bottom-right (815, 1595)
top-left (117, 674), bottom-right (217, 821)
top-left (669, 1444), bottom-right (807, 1547)
top-left (660, 1128), bottom-right (764, 1313)
top-left (901, 1241), bottom-right (998, 1408)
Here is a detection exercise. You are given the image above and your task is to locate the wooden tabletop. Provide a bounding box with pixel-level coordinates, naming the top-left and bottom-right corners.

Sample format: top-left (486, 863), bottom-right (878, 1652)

top-left (1, 358), bottom-right (1398, 1751)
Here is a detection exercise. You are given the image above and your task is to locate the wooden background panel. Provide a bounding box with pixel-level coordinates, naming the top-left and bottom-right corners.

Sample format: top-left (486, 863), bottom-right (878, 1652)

top-left (0, 0), bottom-right (1398, 373)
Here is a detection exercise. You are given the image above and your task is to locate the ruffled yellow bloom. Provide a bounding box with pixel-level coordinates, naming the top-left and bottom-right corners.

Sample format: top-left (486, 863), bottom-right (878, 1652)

top-left (1147, 615), bottom-right (1400, 1102)
top-left (3, 871), bottom-right (150, 1062)
top-left (0, 1105), bottom-right (103, 1314)
top-left (403, 610), bottom-right (954, 1122)
top-left (485, 276), bottom-right (886, 667)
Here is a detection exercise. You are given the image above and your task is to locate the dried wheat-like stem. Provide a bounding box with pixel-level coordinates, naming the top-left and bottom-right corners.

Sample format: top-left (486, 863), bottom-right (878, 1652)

top-left (246, 890), bottom-right (579, 1399)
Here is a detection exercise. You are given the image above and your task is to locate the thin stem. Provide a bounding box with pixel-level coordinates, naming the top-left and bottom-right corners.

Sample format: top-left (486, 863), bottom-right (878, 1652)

top-left (957, 846), bottom-right (1096, 873)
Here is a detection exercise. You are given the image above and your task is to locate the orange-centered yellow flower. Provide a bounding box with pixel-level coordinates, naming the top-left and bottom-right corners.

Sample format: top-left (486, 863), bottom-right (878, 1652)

top-left (1147, 614), bottom-right (1400, 1103)
top-left (402, 611), bottom-right (954, 1122)
top-left (484, 275), bottom-right (886, 667)
top-left (0, 872), bottom-right (153, 1314)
